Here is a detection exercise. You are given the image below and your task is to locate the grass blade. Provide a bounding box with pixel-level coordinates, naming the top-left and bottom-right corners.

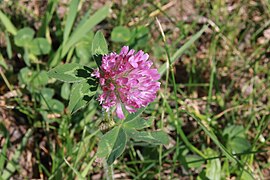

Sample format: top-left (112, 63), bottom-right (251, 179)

top-left (49, 4), bottom-right (110, 67)
top-left (185, 110), bottom-right (254, 178)
top-left (37, 0), bottom-right (59, 37)
top-left (63, 0), bottom-right (80, 44)
top-left (0, 10), bottom-right (17, 35)
top-left (62, 5), bottom-right (110, 55)
top-left (158, 25), bottom-right (208, 76)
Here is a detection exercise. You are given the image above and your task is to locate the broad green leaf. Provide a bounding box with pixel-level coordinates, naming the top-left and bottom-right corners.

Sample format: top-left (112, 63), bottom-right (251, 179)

top-left (68, 79), bottom-right (98, 113)
top-left (223, 125), bottom-right (245, 139)
top-left (158, 25), bottom-right (208, 76)
top-left (47, 63), bottom-right (93, 83)
top-left (126, 129), bottom-right (169, 145)
top-left (31, 70), bottom-right (49, 88)
top-left (29, 38), bottom-right (51, 55)
top-left (111, 26), bottom-right (131, 42)
top-left (63, 0), bottom-right (80, 44)
top-left (18, 68), bottom-right (48, 89)
top-left (206, 158), bottom-right (221, 180)
top-left (123, 117), bottom-right (154, 130)
top-left (18, 67), bottom-right (32, 85)
top-left (124, 108), bottom-right (146, 122)
top-left (97, 126), bottom-right (127, 165)
top-left (186, 155), bottom-right (204, 168)
top-left (75, 42), bottom-right (92, 64)
top-left (75, 32), bottom-right (93, 64)
top-left (96, 126), bottom-right (119, 157)
top-left (61, 83), bottom-right (71, 100)
top-left (241, 170), bottom-right (254, 180)
top-left (205, 148), bottom-right (221, 180)
top-left (45, 99), bottom-right (65, 113)
top-left (128, 26), bottom-right (149, 49)
top-left (40, 88), bottom-right (55, 107)
top-left (0, 10), bottom-right (17, 35)
top-left (107, 127), bottom-right (127, 165)
top-left (14, 27), bottom-right (35, 47)
top-left (229, 137), bottom-right (251, 154)
top-left (223, 125), bottom-right (251, 153)
top-left (41, 88), bottom-right (55, 99)
top-left (92, 30), bottom-right (108, 55)
top-left (135, 26), bottom-right (149, 39)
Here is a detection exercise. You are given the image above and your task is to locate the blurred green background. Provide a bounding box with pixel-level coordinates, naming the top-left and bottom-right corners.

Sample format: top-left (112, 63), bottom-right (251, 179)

top-left (0, 0), bottom-right (269, 179)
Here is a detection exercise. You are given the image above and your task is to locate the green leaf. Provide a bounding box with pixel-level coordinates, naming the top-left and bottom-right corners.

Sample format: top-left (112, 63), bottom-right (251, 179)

top-left (1, 129), bottom-right (32, 179)
top-left (107, 127), bottom-right (127, 165)
top-left (31, 70), bottom-right (49, 88)
top-left (14, 27), bottom-right (35, 47)
top-left (229, 137), bottom-right (251, 154)
top-left (123, 117), bottom-right (154, 130)
top-left (61, 83), bottom-right (71, 100)
top-left (29, 38), bottom-right (51, 55)
top-left (0, 132), bottom-right (8, 171)
top-left (37, 0), bottom-right (58, 37)
top-left (18, 68), bottom-right (49, 89)
top-left (63, 0), bottom-right (80, 44)
top-left (68, 79), bottom-right (98, 113)
top-left (206, 158), bottom-right (221, 180)
top-left (186, 111), bottom-right (238, 164)
top-left (75, 32), bottom-right (93, 64)
top-left (97, 126), bottom-right (127, 165)
top-left (0, 10), bottom-right (17, 35)
top-left (124, 108), bottom-right (146, 122)
top-left (111, 26), bottom-right (131, 42)
top-left (4, 31), bottom-right (12, 59)
top-left (223, 125), bottom-right (245, 139)
top-left (46, 99), bottom-right (65, 113)
top-left (41, 88), bottom-right (55, 99)
top-left (92, 30), bottom-right (108, 55)
top-left (23, 48), bottom-right (30, 66)
top-left (18, 67), bottom-right (32, 85)
top-left (40, 88), bottom-right (55, 106)
top-left (97, 126), bottom-right (120, 158)
top-left (158, 25), bottom-right (208, 76)
top-left (125, 129), bottom-right (169, 145)
top-left (186, 155), bottom-right (204, 168)
top-left (205, 148), bottom-right (221, 180)
top-left (49, 5), bottom-right (110, 67)
top-left (0, 54), bottom-right (8, 70)
top-left (47, 63), bottom-right (93, 83)
top-left (63, 5), bottom-right (110, 56)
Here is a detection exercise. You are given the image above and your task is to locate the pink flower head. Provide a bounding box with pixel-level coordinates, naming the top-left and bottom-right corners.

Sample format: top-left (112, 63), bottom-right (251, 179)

top-left (92, 46), bottom-right (160, 119)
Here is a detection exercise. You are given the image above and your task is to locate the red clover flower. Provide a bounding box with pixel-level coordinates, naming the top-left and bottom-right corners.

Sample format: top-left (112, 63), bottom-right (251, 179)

top-left (92, 46), bottom-right (160, 119)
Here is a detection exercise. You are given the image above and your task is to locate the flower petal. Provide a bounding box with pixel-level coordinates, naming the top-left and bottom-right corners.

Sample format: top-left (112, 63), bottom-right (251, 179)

top-left (116, 103), bottom-right (125, 119)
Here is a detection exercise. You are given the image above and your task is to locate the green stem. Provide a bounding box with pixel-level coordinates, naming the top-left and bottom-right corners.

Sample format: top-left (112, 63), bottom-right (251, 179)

top-left (156, 18), bottom-right (206, 160)
top-left (103, 159), bottom-right (114, 180)
top-left (0, 67), bottom-right (13, 91)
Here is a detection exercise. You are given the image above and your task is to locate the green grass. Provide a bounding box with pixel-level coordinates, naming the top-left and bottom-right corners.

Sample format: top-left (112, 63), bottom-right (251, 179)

top-left (0, 0), bottom-right (269, 179)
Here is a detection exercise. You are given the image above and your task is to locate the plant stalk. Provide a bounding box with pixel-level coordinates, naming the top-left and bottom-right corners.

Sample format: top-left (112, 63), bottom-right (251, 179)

top-left (103, 159), bottom-right (114, 180)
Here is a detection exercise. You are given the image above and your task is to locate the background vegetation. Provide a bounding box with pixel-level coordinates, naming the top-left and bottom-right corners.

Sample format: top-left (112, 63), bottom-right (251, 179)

top-left (0, 0), bottom-right (269, 179)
